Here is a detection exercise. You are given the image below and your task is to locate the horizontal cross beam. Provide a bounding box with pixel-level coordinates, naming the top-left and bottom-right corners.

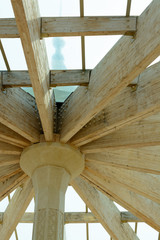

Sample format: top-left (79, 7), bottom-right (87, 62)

top-left (0, 17), bottom-right (137, 38)
top-left (0, 211), bottom-right (141, 224)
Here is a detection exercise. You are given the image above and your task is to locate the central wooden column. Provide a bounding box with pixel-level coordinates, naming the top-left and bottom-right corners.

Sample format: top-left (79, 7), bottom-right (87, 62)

top-left (20, 142), bottom-right (84, 240)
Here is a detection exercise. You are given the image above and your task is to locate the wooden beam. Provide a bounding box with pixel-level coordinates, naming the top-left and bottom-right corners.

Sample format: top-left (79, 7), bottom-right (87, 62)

top-left (0, 88), bottom-right (40, 143)
top-left (1, 70), bottom-right (90, 87)
top-left (0, 142), bottom-right (22, 155)
top-left (0, 17), bottom-right (136, 38)
top-left (0, 164), bottom-right (21, 182)
top-left (71, 61), bottom-right (160, 146)
top-left (60, 0), bottom-right (160, 142)
top-left (0, 123), bottom-right (30, 148)
top-left (85, 147), bottom-right (160, 174)
top-left (121, 212), bottom-right (141, 223)
top-left (0, 172), bottom-right (28, 201)
top-left (82, 171), bottom-right (160, 231)
top-left (0, 179), bottom-right (33, 240)
top-left (81, 118), bottom-right (160, 153)
top-left (72, 177), bottom-right (139, 240)
top-left (11, 0), bottom-right (54, 141)
top-left (0, 155), bottom-right (19, 167)
top-left (85, 162), bottom-right (160, 204)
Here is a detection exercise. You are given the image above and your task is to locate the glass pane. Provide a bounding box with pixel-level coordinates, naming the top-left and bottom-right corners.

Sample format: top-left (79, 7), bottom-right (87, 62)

top-left (65, 186), bottom-right (85, 212)
top-left (0, 0), bottom-right (14, 18)
top-left (1, 39), bottom-right (27, 70)
top-left (15, 223), bottom-right (33, 240)
top-left (89, 223), bottom-right (110, 240)
top-left (137, 223), bottom-right (158, 239)
top-left (0, 50), bottom-right (7, 70)
top-left (85, 36), bottom-right (121, 69)
top-left (131, 0), bottom-right (152, 15)
top-left (65, 224), bottom-right (86, 240)
top-left (84, 0), bottom-right (127, 16)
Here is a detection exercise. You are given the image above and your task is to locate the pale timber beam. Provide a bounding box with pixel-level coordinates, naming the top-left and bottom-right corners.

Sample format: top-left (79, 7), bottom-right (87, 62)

top-left (1, 70), bottom-right (90, 87)
top-left (81, 119), bottom-right (160, 153)
top-left (85, 162), bottom-right (160, 204)
top-left (0, 142), bottom-right (22, 155)
top-left (72, 177), bottom-right (139, 240)
top-left (0, 123), bottom-right (30, 148)
top-left (0, 172), bottom-right (28, 201)
top-left (11, 0), bottom-right (54, 141)
top-left (0, 164), bottom-right (21, 182)
top-left (60, 0), bottom-right (160, 142)
top-left (82, 171), bottom-right (160, 231)
top-left (0, 17), bottom-right (137, 38)
top-left (71, 61), bottom-right (160, 146)
top-left (0, 179), bottom-right (33, 240)
top-left (0, 155), bottom-right (19, 167)
top-left (85, 147), bottom-right (160, 174)
top-left (0, 211), bottom-right (141, 224)
top-left (0, 88), bottom-right (40, 143)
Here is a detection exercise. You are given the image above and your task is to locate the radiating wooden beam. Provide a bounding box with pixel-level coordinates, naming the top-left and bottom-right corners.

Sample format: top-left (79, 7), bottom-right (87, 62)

top-left (121, 212), bottom-right (141, 223)
top-left (0, 17), bottom-right (137, 38)
top-left (72, 177), bottom-right (139, 240)
top-left (71, 61), bottom-right (160, 146)
top-left (11, 0), bottom-right (54, 141)
top-left (0, 123), bottom-right (30, 148)
top-left (0, 179), bottom-right (33, 240)
top-left (60, 0), bottom-right (160, 142)
top-left (0, 172), bottom-right (28, 201)
top-left (81, 118), bottom-right (160, 153)
top-left (0, 164), bottom-right (21, 182)
top-left (85, 147), bottom-right (160, 174)
top-left (85, 162), bottom-right (160, 204)
top-left (82, 171), bottom-right (160, 231)
top-left (0, 88), bottom-right (40, 143)
top-left (0, 155), bottom-right (19, 167)
top-left (0, 142), bottom-right (22, 155)
top-left (1, 70), bottom-right (90, 87)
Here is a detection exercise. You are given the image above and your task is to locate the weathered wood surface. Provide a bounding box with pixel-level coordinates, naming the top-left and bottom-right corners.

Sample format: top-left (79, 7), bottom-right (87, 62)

top-left (1, 70), bottom-right (90, 87)
top-left (0, 17), bottom-right (136, 38)
top-left (0, 88), bottom-right (40, 142)
top-left (81, 118), bottom-right (160, 153)
top-left (11, 0), bottom-right (54, 141)
top-left (85, 146), bottom-right (160, 174)
top-left (60, 0), bottom-right (160, 142)
top-left (71, 62), bottom-right (160, 146)
top-left (0, 155), bottom-right (19, 167)
top-left (72, 177), bottom-right (139, 240)
top-left (0, 179), bottom-right (33, 240)
top-left (0, 164), bottom-right (21, 182)
top-left (0, 172), bottom-right (28, 201)
top-left (82, 170), bottom-right (160, 231)
top-left (85, 162), bottom-right (160, 204)
top-left (0, 142), bottom-right (22, 155)
top-left (0, 123), bottom-right (30, 148)
top-left (42, 16), bottom-right (137, 37)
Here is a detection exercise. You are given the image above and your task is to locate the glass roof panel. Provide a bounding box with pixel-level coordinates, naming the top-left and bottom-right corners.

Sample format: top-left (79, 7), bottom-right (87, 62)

top-left (65, 186), bottom-right (85, 212)
top-left (137, 223), bottom-right (158, 239)
top-left (89, 223), bottom-right (110, 239)
top-left (1, 39), bottom-right (27, 70)
top-left (84, 0), bottom-right (127, 16)
top-left (38, 0), bottom-right (80, 17)
top-left (0, 50), bottom-right (7, 70)
top-left (131, 0), bottom-right (152, 15)
top-left (0, 0), bottom-right (14, 18)
top-left (65, 224), bottom-right (86, 240)
top-left (85, 36), bottom-right (121, 69)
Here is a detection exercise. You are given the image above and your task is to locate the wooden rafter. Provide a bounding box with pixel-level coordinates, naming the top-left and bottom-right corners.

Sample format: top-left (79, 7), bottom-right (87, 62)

top-left (60, 0), bottom-right (160, 142)
top-left (82, 172), bottom-right (160, 231)
top-left (0, 142), bottom-right (22, 155)
top-left (71, 59), bottom-right (160, 146)
top-left (0, 88), bottom-right (40, 142)
top-left (81, 117), bottom-right (160, 153)
top-left (85, 162), bottom-right (160, 203)
top-left (1, 70), bottom-right (90, 87)
top-left (0, 17), bottom-right (137, 38)
top-left (85, 147), bottom-right (160, 174)
top-left (11, 0), bottom-right (55, 141)
top-left (0, 179), bottom-right (33, 240)
top-left (0, 155), bottom-right (19, 167)
top-left (72, 177), bottom-right (139, 240)
top-left (0, 164), bottom-right (21, 182)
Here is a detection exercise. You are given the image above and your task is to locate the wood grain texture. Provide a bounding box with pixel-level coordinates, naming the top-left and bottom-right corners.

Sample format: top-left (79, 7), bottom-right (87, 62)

top-left (11, 0), bottom-right (54, 141)
top-left (72, 177), bottom-right (139, 240)
top-left (0, 155), bottom-right (19, 167)
top-left (82, 171), bottom-right (160, 231)
top-left (0, 179), bottom-right (33, 240)
top-left (0, 142), bottom-right (22, 155)
top-left (0, 164), bottom-right (21, 182)
top-left (0, 88), bottom-right (40, 142)
top-left (60, 0), bottom-right (160, 142)
top-left (71, 61), bottom-right (160, 146)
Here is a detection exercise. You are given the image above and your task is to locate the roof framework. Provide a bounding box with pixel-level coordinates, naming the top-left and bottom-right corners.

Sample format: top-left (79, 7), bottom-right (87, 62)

top-left (0, 0), bottom-right (160, 239)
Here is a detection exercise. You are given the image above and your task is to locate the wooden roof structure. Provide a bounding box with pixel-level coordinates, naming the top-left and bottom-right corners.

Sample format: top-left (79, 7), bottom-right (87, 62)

top-left (0, 0), bottom-right (160, 239)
